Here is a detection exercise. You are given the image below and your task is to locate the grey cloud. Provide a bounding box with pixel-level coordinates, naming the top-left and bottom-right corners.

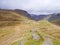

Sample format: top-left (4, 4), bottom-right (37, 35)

top-left (0, 0), bottom-right (60, 15)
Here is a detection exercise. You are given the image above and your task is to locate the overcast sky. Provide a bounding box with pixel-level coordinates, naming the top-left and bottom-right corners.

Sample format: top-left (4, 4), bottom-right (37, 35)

top-left (0, 0), bottom-right (60, 15)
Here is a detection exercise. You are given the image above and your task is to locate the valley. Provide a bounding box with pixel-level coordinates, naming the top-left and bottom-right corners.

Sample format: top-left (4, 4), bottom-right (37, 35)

top-left (0, 9), bottom-right (60, 45)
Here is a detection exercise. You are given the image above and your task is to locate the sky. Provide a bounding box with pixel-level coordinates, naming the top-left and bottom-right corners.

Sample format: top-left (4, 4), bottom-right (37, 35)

top-left (0, 0), bottom-right (60, 15)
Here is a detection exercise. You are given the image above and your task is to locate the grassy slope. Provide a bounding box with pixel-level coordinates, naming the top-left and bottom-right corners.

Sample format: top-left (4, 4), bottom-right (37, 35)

top-left (0, 20), bottom-right (60, 45)
top-left (0, 10), bottom-right (29, 27)
top-left (50, 19), bottom-right (60, 26)
top-left (0, 20), bottom-right (37, 45)
top-left (11, 20), bottom-right (60, 45)
top-left (0, 10), bottom-right (60, 45)
top-left (0, 20), bottom-right (34, 45)
top-left (0, 10), bottom-right (37, 45)
top-left (38, 20), bottom-right (60, 42)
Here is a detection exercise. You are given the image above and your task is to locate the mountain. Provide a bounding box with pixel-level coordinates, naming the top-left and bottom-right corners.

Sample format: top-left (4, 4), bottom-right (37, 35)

top-left (0, 9), bottom-right (60, 45)
top-left (0, 9), bottom-right (60, 26)
top-left (48, 13), bottom-right (60, 26)
top-left (0, 9), bottom-right (31, 21)
top-left (15, 9), bottom-right (49, 21)
top-left (14, 9), bottom-right (32, 19)
top-left (48, 13), bottom-right (60, 21)
top-left (0, 9), bottom-right (30, 27)
top-left (31, 14), bottom-right (48, 21)
top-left (0, 9), bottom-right (20, 21)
